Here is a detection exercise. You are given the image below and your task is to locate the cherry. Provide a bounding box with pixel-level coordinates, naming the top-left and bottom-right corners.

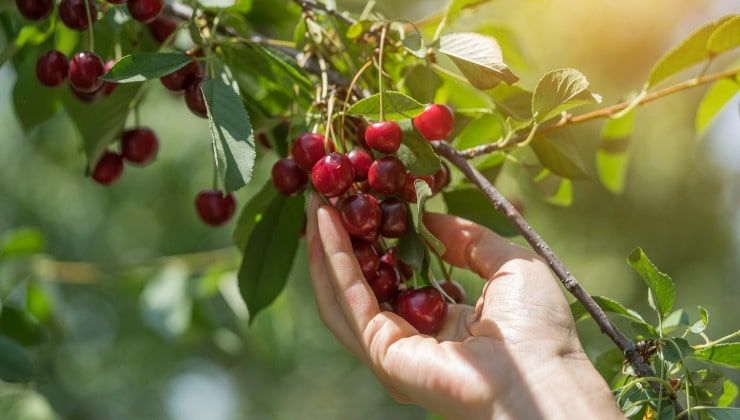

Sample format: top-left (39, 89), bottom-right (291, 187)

top-left (68, 51), bottom-right (104, 93)
top-left (272, 158), bottom-right (307, 196)
top-left (16, 0), bottom-right (52, 21)
top-left (107, 0), bottom-right (127, 4)
top-left (160, 61), bottom-right (200, 92)
top-left (364, 121), bottom-right (402, 153)
top-left (147, 15), bottom-right (178, 43)
top-left (59, 0), bottom-right (97, 31)
top-left (400, 172), bottom-right (434, 203)
top-left (311, 152), bottom-right (354, 198)
top-left (439, 281), bottom-right (465, 304)
top-left (70, 84), bottom-right (102, 103)
top-left (121, 128), bottom-right (159, 165)
top-left (36, 50), bottom-right (68, 88)
top-left (195, 190), bottom-right (236, 226)
top-left (184, 77), bottom-right (208, 118)
top-left (256, 132), bottom-right (271, 149)
top-left (352, 239), bottom-right (379, 280)
top-left (413, 104), bottom-right (454, 141)
top-left (368, 261), bottom-right (400, 303)
top-left (347, 148), bottom-right (372, 181)
top-left (291, 132), bottom-right (332, 171)
top-left (432, 162), bottom-right (450, 193)
top-left (356, 229), bottom-right (379, 244)
top-left (368, 156), bottom-right (405, 195)
top-left (339, 193), bottom-right (381, 237)
top-left (396, 286), bottom-right (447, 334)
top-left (381, 247), bottom-right (413, 280)
top-left (91, 152), bottom-right (124, 185)
top-left (102, 60), bottom-right (118, 96)
top-left (380, 197), bottom-right (408, 238)
top-left (127, 0), bottom-right (163, 23)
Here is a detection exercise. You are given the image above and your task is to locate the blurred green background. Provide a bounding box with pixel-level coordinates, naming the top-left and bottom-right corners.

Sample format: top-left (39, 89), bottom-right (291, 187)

top-left (1, 0), bottom-right (739, 418)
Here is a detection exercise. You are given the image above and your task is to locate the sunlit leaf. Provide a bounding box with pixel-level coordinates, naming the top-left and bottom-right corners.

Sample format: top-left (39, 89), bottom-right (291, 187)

top-left (454, 114), bottom-right (504, 149)
top-left (396, 120), bottom-right (441, 176)
top-left (0, 228), bottom-right (44, 259)
top-left (627, 247), bottom-right (675, 318)
top-left (707, 15), bottom-right (740, 55)
top-left (438, 32), bottom-right (518, 89)
top-left (347, 91), bottom-right (425, 121)
top-left (694, 343), bottom-right (740, 368)
top-left (531, 68), bottom-right (601, 123)
top-left (719, 379), bottom-right (738, 407)
top-left (101, 53), bottom-right (193, 83)
top-left (597, 109), bottom-right (635, 194)
top-left (695, 78), bottom-right (739, 134)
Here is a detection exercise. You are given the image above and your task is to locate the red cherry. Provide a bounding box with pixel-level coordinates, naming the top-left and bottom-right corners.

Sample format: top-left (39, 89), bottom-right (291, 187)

top-left (70, 84), bottom-right (102, 103)
top-left (147, 15), bottom-right (178, 43)
top-left (107, 0), bottom-right (127, 4)
top-left (380, 197), bottom-right (408, 238)
top-left (121, 128), bottom-right (159, 165)
top-left (432, 162), bottom-right (450, 192)
top-left (396, 286), bottom-right (447, 334)
top-left (368, 261), bottom-right (400, 303)
top-left (356, 229), bottom-right (379, 244)
top-left (311, 153), bottom-right (354, 198)
top-left (91, 152), bottom-right (124, 185)
top-left (291, 132), bottom-right (333, 171)
top-left (413, 104), bottom-right (454, 141)
top-left (184, 77), bottom-right (208, 118)
top-left (364, 121), bottom-right (402, 153)
top-left (68, 51), bottom-right (104, 93)
top-left (400, 172), bottom-right (434, 203)
top-left (439, 281), bottom-right (465, 304)
top-left (127, 0), bottom-right (163, 23)
top-left (368, 156), bottom-right (405, 195)
top-left (16, 0), bottom-right (52, 20)
top-left (339, 193), bottom-right (381, 237)
top-left (36, 50), bottom-right (68, 87)
top-left (272, 158), bottom-right (308, 196)
top-left (102, 60), bottom-right (118, 96)
top-left (347, 148), bottom-right (373, 181)
top-left (195, 190), bottom-right (236, 226)
top-left (59, 0), bottom-right (97, 31)
top-left (160, 61), bottom-right (200, 92)
top-left (352, 239), bottom-right (380, 279)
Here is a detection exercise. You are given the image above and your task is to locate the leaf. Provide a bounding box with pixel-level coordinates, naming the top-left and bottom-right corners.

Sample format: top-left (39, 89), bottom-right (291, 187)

top-left (438, 32), bottom-right (519, 89)
top-left (531, 68), bottom-right (601, 123)
top-left (101, 53), bottom-right (193, 83)
top-left (454, 114), bottom-right (505, 149)
top-left (412, 180), bottom-right (445, 256)
top-left (239, 195), bottom-right (304, 322)
top-left (627, 247), bottom-right (675, 318)
top-left (597, 109), bottom-right (635, 194)
top-left (347, 91), bottom-right (425, 121)
top-left (0, 335), bottom-right (34, 383)
top-left (250, 44), bottom-right (313, 93)
top-left (594, 347), bottom-right (624, 383)
top-left (12, 52), bottom-right (60, 132)
top-left (691, 306), bottom-right (710, 334)
top-left (488, 83), bottom-right (532, 120)
top-left (202, 79), bottom-right (256, 193)
top-left (661, 337), bottom-right (694, 364)
top-left (0, 307), bottom-right (47, 346)
top-left (531, 168), bottom-right (573, 207)
top-left (402, 64), bottom-right (443, 103)
top-left (708, 15), bottom-right (740, 54)
top-left (704, 408), bottom-right (740, 420)
top-left (662, 309), bottom-right (690, 332)
top-left (233, 182), bottom-right (278, 251)
top-left (694, 343), bottom-right (740, 368)
top-left (446, 0), bottom-right (492, 19)
top-left (695, 78), bottom-right (739, 134)
top-left (0, 228), bottom-right (44, 259)
top-left (570, 295), bottom-right (645, 323)
top-left (443, 187), bottom-right (517, 237)
top-left (647, 15), bottom-right (733, 88)
top-left (531, 131), bottom-right (588, 179)
top-left (396, 120), bottom-right (441, 176)
top-left (718, 379), bottom-right (738, 407)
top-left (397, 228), bottom-right (426, 272)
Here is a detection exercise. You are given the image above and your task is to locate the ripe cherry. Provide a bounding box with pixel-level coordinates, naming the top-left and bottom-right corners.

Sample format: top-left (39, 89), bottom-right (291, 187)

top-left (195, 190), bottom-right (236, 226)
top-left (399, 172), bottom-right (434, 203)
top-left (396, 286), bottom-right (447, 334)
top-left (70, 84), bottom-right (102, 103)
top-left (364, 121), bottom-right (402, 153)
top-left (91, 152), bottom-right (124, 185)
top-left (380, 197), bottom-right (408, 238)
top-left (339, 193), bottom-right (381, 237)
top-left (16, 0), bottom-right (52, 21)
top-left (59, 0), bottom-right (97, 31)
top-left (102, 60), bottom-right (118, 96)
top-left (311, 152), bottom-right (354, 198)
top-left (107, 0), bottom-right (127, 4)
top-left (127, 0), bottom-right (163, 23)
top-left (413, 104), bottom-right (454, 141)
top-left (368, 156), bottom-right (405, 195)
top-left (432, 162), bottom-right (450, 192)
top-left (352, 239), bottom-right (379, 279)
top-left (121, 128), bottom-right (159, 165)
top-left (68, 51), bottom-right (104, 93)
top-left (439, 281), bottom-right (465, 304)
top-left (184, 77), bottom-right (208, 118)
top-left (347, 148), bottom-right (373, 181)
top-left (36, 50), bottom-right (68, 87)
top-left (160, 61), bottom-right (200, 91)
top-left (356, 229), bottom-right (379, 244)
top-left (147, 15), bottom-right (178, 43)
top-left (291, 132), bottom-right (332, 171)
top-left (272, 158), bottom-right (308, 196)
top-left (368, 261), bottom-right (400, 303)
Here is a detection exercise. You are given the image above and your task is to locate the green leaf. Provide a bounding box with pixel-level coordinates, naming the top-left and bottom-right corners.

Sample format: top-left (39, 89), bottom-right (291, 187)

top-left (647, 15), bottom-right (733, 88)
top-left (250, 44), bottom-right (313, 93)
top-left (12, 53), bottom-right (60, 132)
top-left (412, 180), bottom-right (445, 256)
top-left (627, 247), bottom-right (675, 318)
top-left (531, 131), bottom-right (588, 179)
top-left (488, 83), bottom-right (532, 120)
top-left (202, 79), bottom-right (256, 193)
top-left (707, 15), bottom-right (740, 55)
top-left (0, 335), bottom-right (34, 383)
top-left (0, 307), bottom-right (47, 346)
top-left (570, 295), bottom-right (645, 323)
top-left (531, 168), bottom-right (573, 207)
top-left (631, 321), bottom-right (659, 338)
top-left (454, 114), bottom-right (504, 149)
top-left (0, 228), bottom-right (44, 259)
top-left (662, 309), bottom-right (690, 333)
top-left (438, 32), bottom-right (519, 89)
top-left (691, 305), bottom-right (710, 334)
top-left (597, 109), bottom-right (635, 194)
top-left (443, 187), bottom-right (517, 237)
top-left (233, 182), bottom-right (278, 251)
top-left (396, 120), bottom-right (441, 176)
top-left (719, 379), bottom-right (738, 407)
top-left (446, 0), bottom-right (492, 19)
top-left (402, 64), bottom-right (443, 103)
top-left (397, 228), bottom-right (426, 272)
top-left (347, 91), bottom-right (425, 121)
top-left (704, 407), bottom-right (740, 420)
top-left (101, 53), bottom-right (192, 83)
top-left (694, 343), bottom-right (740, 368)
top-left (239, 195), bottom-right (305, 322)
top-left (594, 347), bottom-right (624, 383)
top-left (662, 337), bottom-right (694, 364)
top-left (531, 68), bottom-right (601, 123)
top-left (695, 78), bottom-right (739, 134)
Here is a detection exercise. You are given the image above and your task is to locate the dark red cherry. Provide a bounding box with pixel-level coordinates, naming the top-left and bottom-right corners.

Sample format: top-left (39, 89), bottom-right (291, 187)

top-left (364, 121), bottom-right (402, 153)
top-left (413, 104), bottom-right (454, 141)
top-left (184, 77), bottom-right (208, 118)
top-left (347, 148), bottom-right (373, 181)
top-left (102, 60), bottom-right (118, 96)
top-left (352, 239), bottom-right (380, 279)
top-left (36, 50), bottom-right (68, 87)
top-left (356, 229), bottom-right (379, 244)
top-left (147, 15), bottom-right (178, 43)
top-left (16, 0), bottom-right (52, 21)
top-left (396, 286), bottom-right (447, 334)
top-left (91, 152), bottom-right (124, 185)
top-left (68, 51), bottom-right (104, 93)
top-left (160, 61), bottom-right (200, 91)
top-left (272, 158), bottom-right (308, 196)
top-left (368, 261), bottom-right (400, 303)
top-left (400, 172), bottom-right (434, 203)
top-left (291, 132), bottom-right (333, 171)
top-left (368, 156), bottom-right (405, 195)
top-left (380, 197), bottom-right (408, 238)
top-left (311, 153), bottom-right (354, 198)
top-left (432, 162), bottom-right (450, 192)
top-left (127, 0), bottom-right (163, 23)
top-left (70, 84), bottom-right (102, 103)
top-left (121, 128), bottom-right (159, 165)
top-left (107, 0), bottom-right (127, 4)
top-left (59, 0), bottom-right (97, 31)
top-left (439, 281), bottom-right (465, 304)
top-left (339, 193), bottom-right (381, 237)
top-left (195, 190), bottom-right (236, 226)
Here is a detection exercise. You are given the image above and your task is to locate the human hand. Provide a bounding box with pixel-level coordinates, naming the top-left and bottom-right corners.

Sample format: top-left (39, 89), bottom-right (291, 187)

top-left (305, 194), bottom-right (623, 419)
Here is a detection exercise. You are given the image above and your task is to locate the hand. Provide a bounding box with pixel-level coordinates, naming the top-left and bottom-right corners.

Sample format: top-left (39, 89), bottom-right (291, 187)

top-left (305, 195), bottom-right (622, 419)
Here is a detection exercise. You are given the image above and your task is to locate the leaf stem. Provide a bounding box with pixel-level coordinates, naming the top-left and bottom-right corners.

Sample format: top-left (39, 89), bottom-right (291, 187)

top-left (693, 329), bottom-right (740, 349)
top-left (378, 23), bottom-right (388, 121)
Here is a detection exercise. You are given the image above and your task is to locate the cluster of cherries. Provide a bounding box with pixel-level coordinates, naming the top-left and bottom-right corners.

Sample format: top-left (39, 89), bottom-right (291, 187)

top-left (271, 104), bottom-right (466, 334)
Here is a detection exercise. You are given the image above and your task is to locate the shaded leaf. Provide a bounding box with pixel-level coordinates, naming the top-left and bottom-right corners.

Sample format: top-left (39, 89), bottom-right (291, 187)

top-left (397, 228), bottom-right (426, 272)
top-left (0, 335), bottom-right (34, 383)
top-left (232, 182), bottom-right (278, 251)
top-left (570, 295), bottom-right (645, 323)
top-left (402, 64), bottom-right (443, 103)
top-left (250, 44), bottom-right (313, 93)
top-left (438, 32), bottom-right (519, 89)
top-left (694, 343), bottom-right (740, 368)
top-left (695, 78), bottom-right (739, 134)
top-left (594, 347), bottom-right (624, 383)
top-left (707, 15), bottom-right (740, 55)
top-left (101, 53), bottom-right (192, 83)
top-left (0, 307), bottom-right (47, 346)
top-left (627, 247), bottom-right (675, 318)
top-left (12, 52), bottom-right (60, 132)
top-left (597, 109), bottom-right (635, 194)
top-left (443, 187), bottom-right (517, 237)
top-left (454, 114), bottom-right (505, 149)
top-left (488, 83), bottom-right (532, 120)
top-left (531, 68), bottom-right (601, 123)
top-left (662, 337), bottom-right (694, 364)
top-left (704, 407), bottom-right (740, 420)
top-left (531, 131), bottom-right (588, 179)
top-left (347, 91), bottom-right (425, 121)
top-left (531, 167), bottom-right (573, 207)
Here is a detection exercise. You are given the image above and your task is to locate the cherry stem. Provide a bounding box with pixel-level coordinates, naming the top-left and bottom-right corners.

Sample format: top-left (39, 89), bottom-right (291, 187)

top-left (377, 23), bottom-right (388, 122)
top-left (83, 0), bottom-right (94, 51)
